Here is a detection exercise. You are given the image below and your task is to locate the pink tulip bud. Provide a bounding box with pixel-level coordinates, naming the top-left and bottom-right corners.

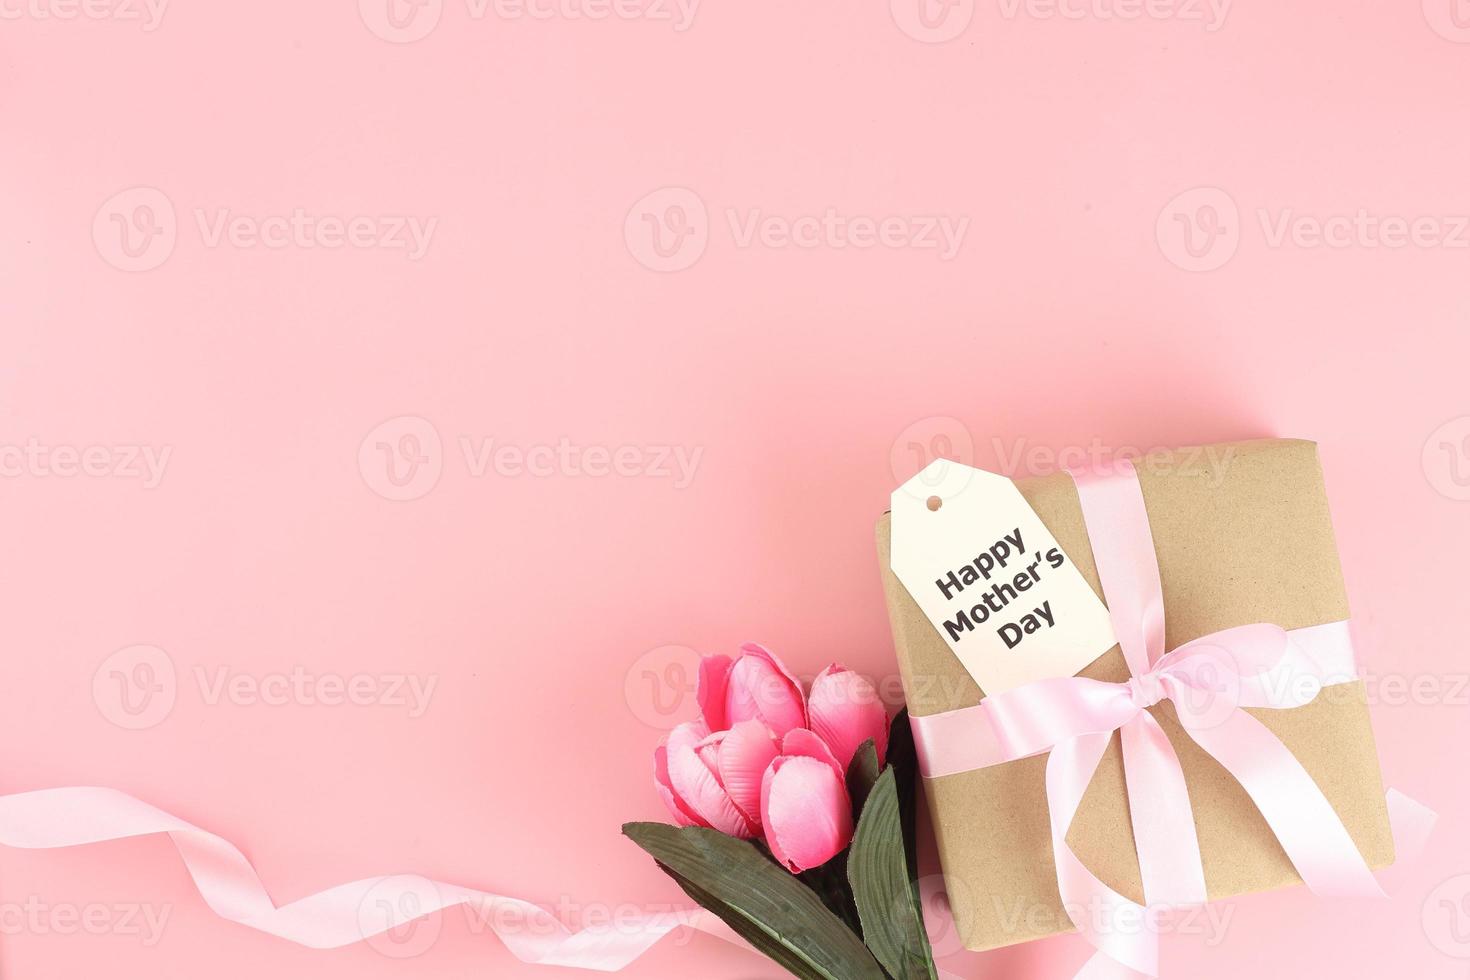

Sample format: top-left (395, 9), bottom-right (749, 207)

top-left (697, 643), bottom-right (807, 739)
top-left (759, 729), bottom-right (854, 873)
top-left (807, 664), bottom-right (889, 773)
top-left (654, 720), bottom-right (781, 838)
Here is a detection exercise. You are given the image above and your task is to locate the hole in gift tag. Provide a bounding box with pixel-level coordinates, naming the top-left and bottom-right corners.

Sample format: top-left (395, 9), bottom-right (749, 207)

top-left (926, 495), bottom-right (943, 512)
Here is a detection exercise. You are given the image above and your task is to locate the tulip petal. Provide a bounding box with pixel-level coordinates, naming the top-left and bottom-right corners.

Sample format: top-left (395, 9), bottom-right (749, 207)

top-left (739, 642), bottom-right (805, 696)
top-left (697, 655), bottom-right (734, 731)
top-left (726, 647), bottom-right (807, 737)
top-left (780, 728), bottom-right (845, 781)
top-left (654, 745), bottom-right (703, 828)
top-left (808, 664), bottom-right (889, 773)
top-left (716, 720), bottom-right (780, 830)
top-left (760, 755), bottom-right (854, 873)
top-left (666, 722), bottom-right (754, 838)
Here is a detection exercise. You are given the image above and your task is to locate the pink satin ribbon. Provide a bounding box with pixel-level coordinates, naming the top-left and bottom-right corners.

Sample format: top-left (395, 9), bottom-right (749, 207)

top-left (0, 785), bottom-right (743, 970)
top-left (911, 459), bottom-right (1435, 979)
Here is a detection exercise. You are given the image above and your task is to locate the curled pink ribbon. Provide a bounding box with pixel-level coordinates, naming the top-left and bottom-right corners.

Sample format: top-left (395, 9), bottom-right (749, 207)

top-left (0, 785), bottom-right (744, 969)
top-left (911, 459), bottom-right (1435, 979)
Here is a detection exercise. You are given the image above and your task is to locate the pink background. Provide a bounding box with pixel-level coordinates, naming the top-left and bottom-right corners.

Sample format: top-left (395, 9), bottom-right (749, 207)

top-left (3, 1), bottom-right (1470, 977)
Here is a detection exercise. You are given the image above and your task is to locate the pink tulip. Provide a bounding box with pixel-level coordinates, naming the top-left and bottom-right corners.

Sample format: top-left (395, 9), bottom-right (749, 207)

top-left (655, 720), bottom-right (780, 838)
top-left (808, 664), bottom-right (889, 773)
top-left (698, 643), bottom-right (807, 738)
top-left (760, 729), bottom-right (854, 872)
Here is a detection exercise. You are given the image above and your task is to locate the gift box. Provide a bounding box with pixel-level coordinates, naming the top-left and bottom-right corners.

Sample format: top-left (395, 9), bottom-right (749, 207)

top-left (875, 438), bottom-right (1395, 952)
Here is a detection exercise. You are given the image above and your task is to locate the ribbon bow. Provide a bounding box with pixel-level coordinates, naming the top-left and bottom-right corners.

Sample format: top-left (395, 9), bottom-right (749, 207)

top-left (910, 460), bottom-right (1429, 979)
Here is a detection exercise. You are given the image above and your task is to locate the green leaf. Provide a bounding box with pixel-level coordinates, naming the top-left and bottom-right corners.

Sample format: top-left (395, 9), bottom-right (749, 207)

top-left (846, 738), bottom-right (881, 816)
top-left (847, 768), bottom-right (938, 980)
top-left (623, 823), bottom-right (887, 980)
top-left (799, 849), bottom-right (862, 937)
top-left (658, 864), bottom-right (832, 980)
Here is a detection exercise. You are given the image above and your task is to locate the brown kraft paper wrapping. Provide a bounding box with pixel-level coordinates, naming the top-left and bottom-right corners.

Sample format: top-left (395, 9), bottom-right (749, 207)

top-left (875, 438), bottom-right (1394, 952)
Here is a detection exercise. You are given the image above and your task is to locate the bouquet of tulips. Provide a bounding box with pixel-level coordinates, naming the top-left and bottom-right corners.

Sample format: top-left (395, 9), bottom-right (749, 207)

top-left (624, 644), bottom-right (939, 980)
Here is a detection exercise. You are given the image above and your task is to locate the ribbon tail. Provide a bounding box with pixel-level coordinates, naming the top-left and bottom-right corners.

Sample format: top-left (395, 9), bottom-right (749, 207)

top-left (1180, 712), bottom-right (1381, 898)
top-left (1119, 713), bottom-right (1208, 907)
top-left (1047, 734), bottom-right (1159, 978)
top-left (0, 786), bottom-right (742, 971)
top-left (1386, 788), bottom-right (1437, 865)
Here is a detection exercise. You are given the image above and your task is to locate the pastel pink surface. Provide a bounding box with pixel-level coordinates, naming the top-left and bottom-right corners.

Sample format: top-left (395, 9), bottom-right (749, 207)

top-left (2, 5), bottom-right (1470, 980)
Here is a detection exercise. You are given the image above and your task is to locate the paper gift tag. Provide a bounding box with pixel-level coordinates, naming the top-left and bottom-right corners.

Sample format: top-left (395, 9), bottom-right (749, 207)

top-left (890, 459), bottom-right (1116, 696)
